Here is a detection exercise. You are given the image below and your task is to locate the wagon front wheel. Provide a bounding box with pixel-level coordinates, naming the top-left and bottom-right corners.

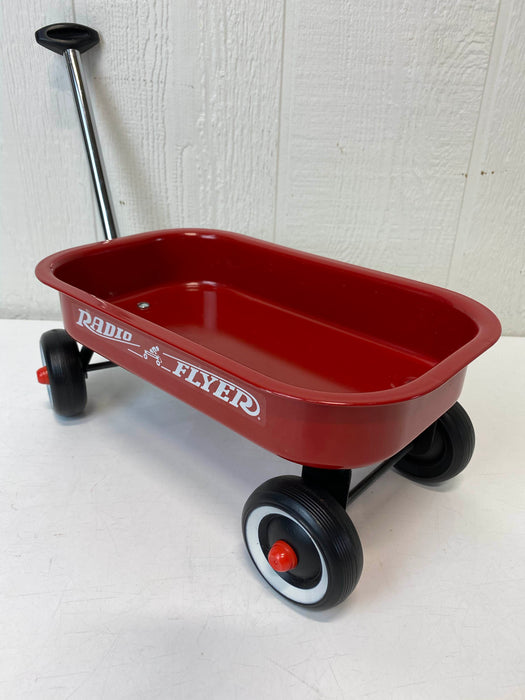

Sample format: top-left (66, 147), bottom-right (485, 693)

top-left (395, 402), bottom-right (475, 484)
top-left (38, 329), bottom-right (87, 417)
top-left (242, 476), bottom-right (363, 610)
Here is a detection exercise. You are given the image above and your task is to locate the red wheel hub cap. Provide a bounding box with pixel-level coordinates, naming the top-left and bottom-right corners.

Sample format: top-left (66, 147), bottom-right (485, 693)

top-left (37, 367), bottom-right (50, 385)
top-left (268, 540), bottom-right (298, 573)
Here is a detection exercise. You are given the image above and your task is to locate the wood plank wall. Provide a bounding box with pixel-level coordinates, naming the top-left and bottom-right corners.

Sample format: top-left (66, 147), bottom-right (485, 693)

top-left (1, 0), bottom-right (523, 334)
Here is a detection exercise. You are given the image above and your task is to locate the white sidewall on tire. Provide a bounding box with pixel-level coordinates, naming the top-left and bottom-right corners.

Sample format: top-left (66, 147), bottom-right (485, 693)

top-left (244, 505), bottom-right (329, 605)
top-left (39, 343), bottom-right (53, 408)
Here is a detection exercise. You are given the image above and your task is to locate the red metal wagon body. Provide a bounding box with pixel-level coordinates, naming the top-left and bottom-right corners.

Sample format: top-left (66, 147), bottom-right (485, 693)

top-left (36, 227), bottom-right (501, 470)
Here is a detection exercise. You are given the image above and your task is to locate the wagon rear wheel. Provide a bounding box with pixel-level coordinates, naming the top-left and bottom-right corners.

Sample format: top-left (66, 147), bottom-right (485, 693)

top-left (38, 329), bottom-right (87, 417)
top-left (395, 402), bottom-right (475, 484)
top-left (242, 476), bottom-right (363, 610)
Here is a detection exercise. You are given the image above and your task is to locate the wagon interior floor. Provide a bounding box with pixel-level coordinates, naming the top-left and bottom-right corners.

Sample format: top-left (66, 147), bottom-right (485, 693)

top-left (113, 281), bottom-right (436, 394)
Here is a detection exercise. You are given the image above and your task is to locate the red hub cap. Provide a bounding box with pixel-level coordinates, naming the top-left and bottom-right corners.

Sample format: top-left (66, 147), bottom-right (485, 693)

top-left (268, 540), bottom-right (298, 573)
top-left (37, 367), bottom-right (50, 385)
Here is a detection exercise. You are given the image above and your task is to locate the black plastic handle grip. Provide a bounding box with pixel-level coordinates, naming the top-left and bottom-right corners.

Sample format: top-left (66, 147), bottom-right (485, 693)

top-left (35, 23), bottom-right (99, 55)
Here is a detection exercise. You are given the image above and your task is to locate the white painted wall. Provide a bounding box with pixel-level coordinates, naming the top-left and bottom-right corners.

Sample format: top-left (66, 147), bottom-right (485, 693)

top-left (1, 0), bottom-right (523, 334)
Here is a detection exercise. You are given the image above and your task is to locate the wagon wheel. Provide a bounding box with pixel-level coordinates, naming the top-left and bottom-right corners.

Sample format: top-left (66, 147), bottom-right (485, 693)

top-left (38, 329), bottom-right (87, 417)
top-left (395, 402), bottom-right (475, 484)
top-left (242, 476), bottom-right (363, 610)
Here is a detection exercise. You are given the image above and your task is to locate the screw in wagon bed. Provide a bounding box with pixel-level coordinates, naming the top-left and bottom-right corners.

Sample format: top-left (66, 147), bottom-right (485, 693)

top-left (137, 302), bottom-right (150, 310)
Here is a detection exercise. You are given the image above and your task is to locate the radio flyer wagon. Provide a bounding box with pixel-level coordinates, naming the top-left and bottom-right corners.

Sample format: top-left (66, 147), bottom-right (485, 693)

top-left (34, 24), bottom-right (501, 610)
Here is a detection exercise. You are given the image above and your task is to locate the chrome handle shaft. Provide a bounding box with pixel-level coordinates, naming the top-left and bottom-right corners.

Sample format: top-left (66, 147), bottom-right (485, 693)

top-left (64, 48), bottom-right (119, 240)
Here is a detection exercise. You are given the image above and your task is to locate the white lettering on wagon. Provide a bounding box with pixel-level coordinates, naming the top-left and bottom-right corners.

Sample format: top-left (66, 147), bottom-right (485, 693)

top-left (164, 354), bottom-right (261, 418)
top-left (76, 308), bottom-right (139, 346)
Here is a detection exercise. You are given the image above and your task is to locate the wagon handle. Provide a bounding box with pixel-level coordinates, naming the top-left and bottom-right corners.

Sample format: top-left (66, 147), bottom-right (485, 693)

top-left (35, 23), bottom-right (100, 55)
top-left (35, 23), bottom-right (119, 240)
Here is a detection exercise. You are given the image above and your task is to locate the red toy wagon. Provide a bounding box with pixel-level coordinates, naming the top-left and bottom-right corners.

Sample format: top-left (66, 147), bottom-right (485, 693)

top-left (34, 24), bottom-right (501, 610)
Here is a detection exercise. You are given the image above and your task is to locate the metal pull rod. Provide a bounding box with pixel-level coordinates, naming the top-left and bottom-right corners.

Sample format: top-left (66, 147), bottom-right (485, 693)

top-left (64, 48), bottom-right (119, 240)
top-left (36, 23), bottom-right (119, 240)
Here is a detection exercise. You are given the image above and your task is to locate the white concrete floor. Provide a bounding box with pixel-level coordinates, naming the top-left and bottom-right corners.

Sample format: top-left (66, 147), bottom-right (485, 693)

top-left (1, 320), bottom-right (524, 699)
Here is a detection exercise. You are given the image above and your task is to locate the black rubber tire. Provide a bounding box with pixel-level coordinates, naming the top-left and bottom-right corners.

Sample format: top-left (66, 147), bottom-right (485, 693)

top-left (242, 476), bottom-right (363, 610)
top-left (395, 402), bottom-right (475, 485)
top-left (40, 329), bottom-right (87, 417)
